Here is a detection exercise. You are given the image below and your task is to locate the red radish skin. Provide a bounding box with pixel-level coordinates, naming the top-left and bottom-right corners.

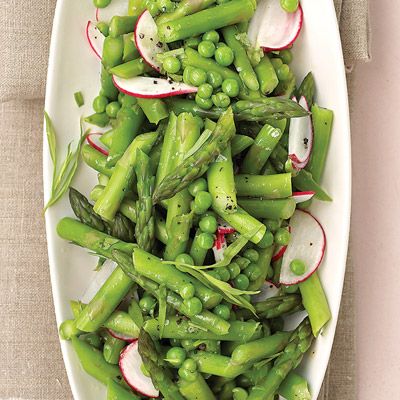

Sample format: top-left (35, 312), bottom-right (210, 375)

top-left (213, 233), bottom-right (227, 262)
top-left (119, 340), bottom-right (159, 398)
top-left (134, 10), bottom-right (169, 72)
top-left (288, 96), bottom-right (313, 170)
top-left (272, 245), bottom-right (288, 262)
top-left (95, 0), bottom-right (129, 23)
top-left (279, 210), bottom-right (326, 286)
top-left (86, 133), bottom-right (109, 156)
top-left (292, 191), bottom-right (316, 204)
top-left (112, 76), bottom-right (198, 99)
top-left (107, 329), bottom-right (135, 343)
top-left (248, 0), bottom-right (303, 52)
top-left (252, 280), bottom-right (281, 303)
top-left (86, 21), bottom-right (104, 60)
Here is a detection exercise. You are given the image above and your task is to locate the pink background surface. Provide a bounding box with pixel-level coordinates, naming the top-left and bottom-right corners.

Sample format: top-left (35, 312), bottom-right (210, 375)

top-left (352, 1), bottom-right (400, 398)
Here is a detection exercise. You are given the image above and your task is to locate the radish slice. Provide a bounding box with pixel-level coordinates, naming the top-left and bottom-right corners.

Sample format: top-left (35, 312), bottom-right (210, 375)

top-left (253, 280), bottom-right (281, 302)
top-left (81, 260), bottom-right (117, 303)
top-left (108, 329), bottom-right (136, 343)
top-left (119, 341), bottom-right (159, 398)
top-left (113, 76), bottom-right (198, 99)
top-left (248, 0), bottom-right (303, 51)
top-left (272, 244), bottom-right (287, 262)
top-left (288, 96), bottom-right (313, 170)
top-left (96, 0), bottom-right (129, 23)
top-left (135, 10), bottom-right (169, 72)
top-left (213, 233), bottom-right (227, 262)
top-left (280, 210), bottom-right (326, 286)
top-left (87, 133), bottom-right (109, 156)
top-left (292, 191), bottom-right (315, 204)
top-left (86, 21), bottom-right (104, 60)
top-left (217, 219), bottom-right (236, 235)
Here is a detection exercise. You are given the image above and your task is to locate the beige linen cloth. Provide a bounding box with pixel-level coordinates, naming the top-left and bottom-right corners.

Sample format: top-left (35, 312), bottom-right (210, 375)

top-left (0, 1), bottom-right (369, 399)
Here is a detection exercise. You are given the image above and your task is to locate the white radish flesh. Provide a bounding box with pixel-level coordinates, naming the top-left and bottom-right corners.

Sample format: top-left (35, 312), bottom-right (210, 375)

top-left (248, 0), bottom-right (303, 51)
top-left (119, 341), bottom-right (159, 398)
top-left (86, 21), bottom-right (104, 60)
top-left (135, 10), bottom-right (169, 72)
top-left (280, 210), bottom-right (326, 286)
top-left (112, 76), bottom-right (198, 99)
top-left (288, 96), bottom-right (313, 170)
top-left (252, 280), bottom-right (281, 303)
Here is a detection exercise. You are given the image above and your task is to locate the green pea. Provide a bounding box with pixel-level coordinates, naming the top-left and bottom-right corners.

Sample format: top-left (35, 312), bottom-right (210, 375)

top-left (213, 304), bottom-right (231, 321)
top-left (216, 42), bottom-right (227, 48)
top-left (197, 83), bottom-right (214, 99)
top-left (157, 0), bottom-right (175, 12)
top-left (195, 94), bottom-right (213, 110)
top-left (175, 253), bottom-right (195, 265)
top-left (170, 338), bottom-right (181, 347)
top-left (163, 56), bottom-right (181, 74)
top-left (233, 387), bottom-right (249, 400)
top-left (257, 231), bottom-right (275, 248)
top-left (96, 21), bottom-right (109, 37)
top-left (181, 339), bottom-right (196, 351)
top-left (243, 263), bottom-right (262, 281)
top-left (199, 215), bottom-right (218, 234)
top-left (178, 367), bottom-right (198, 382)
top-left (277, 64), bottom-right (291, 81)
top-left (271, 57), bottom-right (283, 70)
top-left (181, 283), bottom-right (196, 300)
top-left (202, 30), bottom-right (220, 44)
top-left (93, 0), bottom-right (112, 7)
top-left (283, 284), bottom-right (299, 294)
top-left (105, 101), bottom-right (121, 118)
top-left (193, 191), bottom-right (213, 214)
top-left (166, 347), bottom-right (187, 367)
top-left (222, 78), bottom-right (240, 98)
top-left (182, 358), bottom-right (197, 372)
top-left (280, 0), bottom-right (299, 13)
top-left (212, 92), bottom-right (231, 108)
top-left (183, 66), bottom-right (195, 85)
top-left (236, 257), bottom-right (251, 270)
top-left (121, 94), bottom-right (137, 107)
top-left (218, 267), bottom-right (231, 282)
top-left (188, 178), bottom-right (208, 197)
top-left (207, 270), bottom-right (221, 280)
top-left (190, 68), bottom-right (207, 86)
top-left (274, 228), bottom-right (291, 246)
top-left (198, 40), bottom-right (216, 58)
top-left (290, 259), bottom-right (306, 275)
top-left (183, 297), bottom-right (203, 316)
top-left (139, 296), bottom-right (157, 313)
top-left (184, 37), bottom-right (202, 49)
top-left (280, 49), bottom-right (293, 64)
top-left (234, 274), bottom-right (250, 290)
top-left (118, 92), bottom-right (124, 104)
top-left (197, 232), bottom-right (215, 250)
top-left (93, 95), bottom-right (109, 113)
top-left (228, 262), bottom-right (241, 279)
top-left (215, 46), bottom-right (234, 67)
top-left (243, 248), bottom-right (259, 263)
top-left (207, 71), bottom-right (223, 89)
top-left (264, 219), bottom-right (281, 233)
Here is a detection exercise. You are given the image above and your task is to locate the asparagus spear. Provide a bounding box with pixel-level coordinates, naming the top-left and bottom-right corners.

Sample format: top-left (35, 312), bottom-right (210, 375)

top-left (157, 0), bottom-right (256, 43)
top-left (278, 371), bottom-right (311, 400)
top-left (138, 330), bottom-right (186, 400)
top-left (296, 72), bottom-right (316, 107)
top-left (153, 108), bottom-right (235, 204)
top-left (247, 318), bottom-right (313, 400)
top-left (178, 374), bottom-right (216, 400)
top-left (166, 98), bottom-right (309, 122)
top-left (157, 0), bottom-right (216, 24)
top-left (69, 188), bottom-right (135, 243)
top-left (94, 132), bottom-right (158, 222)
top-left (134, 149), bottom-right (155, 252)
